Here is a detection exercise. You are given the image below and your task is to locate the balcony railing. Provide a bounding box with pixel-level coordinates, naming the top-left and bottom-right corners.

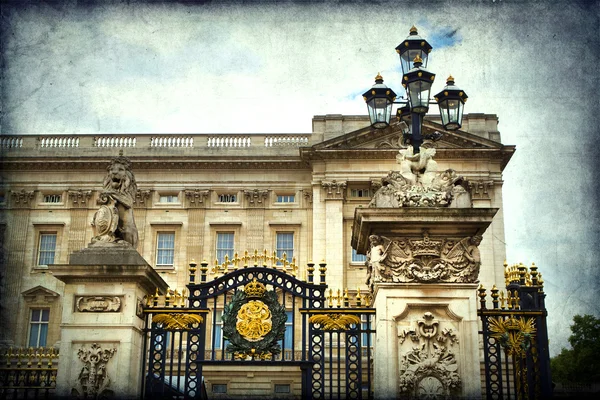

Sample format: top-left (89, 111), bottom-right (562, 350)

top-left (0, 133), bottom-right (313, 151)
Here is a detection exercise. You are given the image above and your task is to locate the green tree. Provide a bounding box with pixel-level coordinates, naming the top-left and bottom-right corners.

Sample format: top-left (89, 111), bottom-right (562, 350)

top-left (551, 314), bottom-right (600, 383)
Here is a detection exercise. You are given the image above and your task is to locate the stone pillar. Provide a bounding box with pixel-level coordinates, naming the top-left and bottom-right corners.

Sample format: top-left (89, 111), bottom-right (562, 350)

top-left (49, 247), bottom-right (168, 399)
top-left (373, 283), bottom-right (480, 399)
top-left (352, 208), bottom-right (497, 400)
top-left (322, 180), bottom-right (346, 288)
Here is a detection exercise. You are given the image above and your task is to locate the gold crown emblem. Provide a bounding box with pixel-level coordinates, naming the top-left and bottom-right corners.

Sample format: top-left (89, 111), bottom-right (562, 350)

top-left (244, 278), bottom-right (267, 299)
top-left (409, 232), bottom-right (443, 257)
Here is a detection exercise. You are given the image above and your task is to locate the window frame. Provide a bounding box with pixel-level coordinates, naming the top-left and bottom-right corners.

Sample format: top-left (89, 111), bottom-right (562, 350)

top-left (28, 308), bottom-right (50, 348)
top-left (275, 232), bottom-right (294, 264)
top-left (217, 193), bottom-right (237, 203)
top-left (215, 232), bottom-right (235, 265)
top-left (155, 231), bottom-right (176, 267)
top-left (37, 232), bottom-right (57, 266)
top-left (42, 194), bottom-right (63, 203)
top-left (351, 248), bottom-right (367, 264)
top-left (158, 194), bottom-right (179, 203)
top-left (276, 194), bottom-right (296, 203)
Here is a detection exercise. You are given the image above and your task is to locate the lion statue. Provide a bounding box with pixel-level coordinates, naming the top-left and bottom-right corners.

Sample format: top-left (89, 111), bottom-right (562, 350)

top-left (91, 156), bottom-right (139, 247)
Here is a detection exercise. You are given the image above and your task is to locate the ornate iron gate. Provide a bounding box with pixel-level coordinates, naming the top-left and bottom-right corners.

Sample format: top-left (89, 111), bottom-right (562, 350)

top-left (477, 262), bottom-right (552, 400)
top-left (141, 254), bottom-right (374, 399)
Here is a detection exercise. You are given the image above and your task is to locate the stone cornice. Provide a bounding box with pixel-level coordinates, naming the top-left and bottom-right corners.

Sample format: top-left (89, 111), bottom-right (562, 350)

top-left (301, 147), bottom-right (515, 170)
top-left (0, 157), bottom-right (310, 171)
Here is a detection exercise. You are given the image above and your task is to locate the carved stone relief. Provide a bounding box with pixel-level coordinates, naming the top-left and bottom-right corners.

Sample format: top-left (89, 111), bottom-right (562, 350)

top-left (468, 180), bottom-right (494, 200)
top-left (76, 296), bottom-right (122, 312)
top-left (369, 145), bottom-right (470, 208)
top-left (321, 180), bottom-right (346, 200)
top-left (398, 312), bottom-right (460, 399)
top-left (68, 190), bottom-right (93, 208)
top-left (133, 189), bottom-right (151, 207)
top-left (184, 189), bottom-right (210, 208)
top-left (243, 189), bottom-right (269, 207)
top-left (302, 189), bottom-right (313, 203)
top-left (366, 232), bottom-right (482, 288)
top-left (72, 343), bottom-right (117, 399)
top-left (10, 189), bottom-right (35, 207)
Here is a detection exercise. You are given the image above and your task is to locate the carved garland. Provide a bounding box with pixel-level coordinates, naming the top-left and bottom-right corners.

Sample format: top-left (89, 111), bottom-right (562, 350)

top-left (398, 312), bottom-right (461, 399)
top-left (73, 343), bottom-right (116, 400)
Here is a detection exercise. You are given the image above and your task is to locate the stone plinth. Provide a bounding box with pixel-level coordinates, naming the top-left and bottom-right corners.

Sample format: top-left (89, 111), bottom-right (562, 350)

top-left (352, 207), bottom-right (497, 399)
top-left (351, 207), bottom-right (498, 254)
top-left (373, 283), bottom-right (480, 400)
top-left (49, 249), bottom-right (168, 399)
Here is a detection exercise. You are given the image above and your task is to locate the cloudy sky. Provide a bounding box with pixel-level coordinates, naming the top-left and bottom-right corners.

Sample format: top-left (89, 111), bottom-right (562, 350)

top-left (1, 0), bottom-right (599, 356)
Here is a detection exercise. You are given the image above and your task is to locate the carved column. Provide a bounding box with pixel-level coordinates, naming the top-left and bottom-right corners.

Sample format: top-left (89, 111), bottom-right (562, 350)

top-left (133, 189), bottom-right (151, 253)
top-left (1, 190), bottom-right (35, 344)
top-left (322, 180), bottom-right (346, 288)
top-left (184, 189), bottom-right (209, 263)
top-left (67, 190), bottom-right (93, 256)
top-left (243, 189), bottom-right (268, 251)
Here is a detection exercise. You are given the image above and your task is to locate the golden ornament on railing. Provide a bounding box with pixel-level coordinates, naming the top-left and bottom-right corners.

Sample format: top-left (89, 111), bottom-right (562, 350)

top-left (152, 313), bottom-right (203, 330)
top-left (244, 278), bottom-right (267, 298)
top-left (488, 315), bottom-right (536, 357)
top-left (309, 313), bottom-right (361, 331)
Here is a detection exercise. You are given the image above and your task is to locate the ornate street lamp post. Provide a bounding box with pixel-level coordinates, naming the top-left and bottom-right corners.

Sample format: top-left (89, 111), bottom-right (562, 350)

top-left (363, 26), bottom-right (468, 154)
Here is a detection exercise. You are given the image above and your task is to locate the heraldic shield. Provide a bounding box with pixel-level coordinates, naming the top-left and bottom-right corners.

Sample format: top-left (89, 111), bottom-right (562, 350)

top-left (221, 278), bottom-right (287, 360)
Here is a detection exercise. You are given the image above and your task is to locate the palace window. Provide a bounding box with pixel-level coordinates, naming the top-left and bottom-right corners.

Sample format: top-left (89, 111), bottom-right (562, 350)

top-left (159, 195), bottom-right (178, 203)
top-left (361, 314), bottom-right (374, 356)
top-left (28, 309), bottom-right (49, 347)
top-left (156, 232), bottom-right (175, 266)
top-left (212, 384), bottom-right (227, 394)
top-left (216, 232), bottom-right (235, 264)
top-left (218, 194), bottom-right (237, 203)
top-left (283, 311), bottom-right (293, 360)
top-left (274, 384), bottom-right (291, 394)
top-left (351, 248), bottom-right (367, 263)
top-left (350, 188), bottom-right (371, 198)
top-left (213, 311), bottom-right (230, 350)
top-left (276, 195), bottom-right (295, 203)
top-left (42, 194), bottom-right (62, 203)
top-left (276, 232), bottom-right (294, 263)
top-left (38, 233), bottom-right (57, 265)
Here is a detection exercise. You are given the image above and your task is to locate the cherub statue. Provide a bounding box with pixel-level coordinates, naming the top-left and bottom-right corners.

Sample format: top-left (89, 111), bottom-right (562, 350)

top-left (91, 156), bottom-right (139, 247)
top-left (366, 235), bottom-right (413, 286)
top-left (396, 145), bottom-right (438, 186)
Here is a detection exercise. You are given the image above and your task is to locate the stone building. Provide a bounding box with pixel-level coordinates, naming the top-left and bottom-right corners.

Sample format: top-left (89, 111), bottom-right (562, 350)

top-left (0, 113), bottom-right (514, 397)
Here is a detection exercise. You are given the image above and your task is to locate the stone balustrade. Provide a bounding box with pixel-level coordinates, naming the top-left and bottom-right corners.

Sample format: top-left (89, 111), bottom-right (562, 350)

top-left (0, 133), bottom-right (313, 151)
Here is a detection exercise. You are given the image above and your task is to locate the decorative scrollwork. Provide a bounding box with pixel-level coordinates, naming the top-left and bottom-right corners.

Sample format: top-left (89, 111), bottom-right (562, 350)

top-left (398, 312), bottom-right (461, 398)
top-left (72, 343), bottom-right (116, 399)
top-left (152, 313), bottom-right (203, 330)
top-left (309, 313), bottom-right (361, 331)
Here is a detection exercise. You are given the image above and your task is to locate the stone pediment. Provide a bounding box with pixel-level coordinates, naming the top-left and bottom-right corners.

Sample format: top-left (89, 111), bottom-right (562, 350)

top-left (22, 285), bottom-right (60, 302)
top-left (311, 120), bottom-right (503, 151)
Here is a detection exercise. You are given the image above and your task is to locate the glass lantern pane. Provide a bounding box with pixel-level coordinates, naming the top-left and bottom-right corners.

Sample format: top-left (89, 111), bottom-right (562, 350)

top-left (400, 49), bottom-right (428, 75)
top-left (368, 97), bottom-right (390, 128)
top-left (408, 80), bottom-right (431, 113)
top-left (439, 99), bottom-right (463, 130)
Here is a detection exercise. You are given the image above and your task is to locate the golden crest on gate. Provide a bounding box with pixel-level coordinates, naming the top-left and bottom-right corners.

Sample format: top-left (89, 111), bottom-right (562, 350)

top-left (236, 300), bottom-right (272, 341)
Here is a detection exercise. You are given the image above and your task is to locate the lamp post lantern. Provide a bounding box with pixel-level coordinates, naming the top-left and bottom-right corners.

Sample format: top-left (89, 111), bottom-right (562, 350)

top-left (434, 75), bottom-right (469, 131)
top-left (362, 73), bottom-right (397, 129)
top-left (364, 26), bottom-right (468, 154)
